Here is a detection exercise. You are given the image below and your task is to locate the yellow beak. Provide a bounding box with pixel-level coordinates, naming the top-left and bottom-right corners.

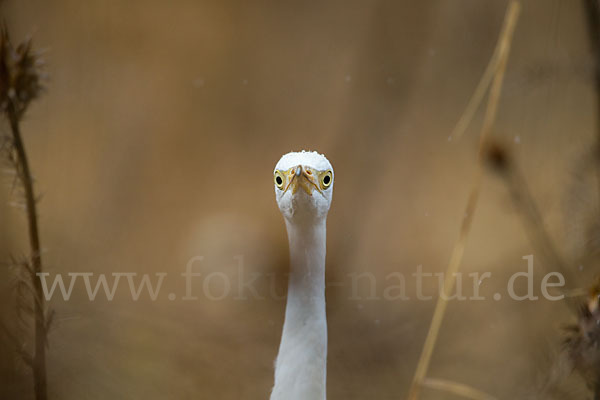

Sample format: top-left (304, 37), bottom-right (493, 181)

top-left (283, 165), bottom-right (323, 196)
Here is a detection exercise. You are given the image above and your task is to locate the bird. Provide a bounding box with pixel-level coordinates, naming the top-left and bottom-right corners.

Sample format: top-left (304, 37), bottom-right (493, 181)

top-left (270, 150), bottom-right (335, 400)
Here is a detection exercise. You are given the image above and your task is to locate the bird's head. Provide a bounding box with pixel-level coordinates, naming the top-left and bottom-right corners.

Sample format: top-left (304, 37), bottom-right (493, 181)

top-left (274, 151), bottom-right (334, 222)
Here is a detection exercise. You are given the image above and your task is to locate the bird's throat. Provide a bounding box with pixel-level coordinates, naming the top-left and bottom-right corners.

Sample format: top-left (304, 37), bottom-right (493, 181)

top-left (271, 219), bottom-right (328, 400)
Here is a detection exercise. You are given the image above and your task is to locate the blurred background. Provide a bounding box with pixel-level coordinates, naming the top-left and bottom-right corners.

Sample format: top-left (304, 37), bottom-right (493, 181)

top-left (0, 0), bottom-right (598, 398)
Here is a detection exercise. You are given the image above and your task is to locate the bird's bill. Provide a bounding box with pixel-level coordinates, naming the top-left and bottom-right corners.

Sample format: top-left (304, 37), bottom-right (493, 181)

top-left (282, 165), bottom-right (323, 196)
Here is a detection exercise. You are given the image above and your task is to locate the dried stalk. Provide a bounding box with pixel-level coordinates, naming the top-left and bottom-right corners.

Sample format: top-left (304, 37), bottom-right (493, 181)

top-left (421, 378), bottom-right (497, 400)
top-left (406, 2), bottom-right (521, 399)
top-left (7, 103), bottom-right (47, 400)
top-left (0, 27), bottom-right (47, 400)
top-left (485, 143), bottom-right (577, 302)
top-left (579, 4), bottom-right (600, 395)
top-left (583, 0), bottom-right (600, 162)
top-left (485, 140), bottom-right (600, 397)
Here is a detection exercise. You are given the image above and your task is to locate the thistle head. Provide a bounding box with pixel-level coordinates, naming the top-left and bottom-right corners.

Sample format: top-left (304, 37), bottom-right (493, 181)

top-left (0, 25), bottom-right (44, 119)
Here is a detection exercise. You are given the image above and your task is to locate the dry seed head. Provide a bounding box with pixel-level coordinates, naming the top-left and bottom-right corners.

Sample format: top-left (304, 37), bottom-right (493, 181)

top-left (0, 26), bottom-right (44, 118)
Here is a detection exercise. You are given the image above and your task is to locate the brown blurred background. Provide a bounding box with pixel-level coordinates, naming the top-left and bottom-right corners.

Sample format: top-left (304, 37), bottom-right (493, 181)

top-left (0, 0), bottom-right (598, 398)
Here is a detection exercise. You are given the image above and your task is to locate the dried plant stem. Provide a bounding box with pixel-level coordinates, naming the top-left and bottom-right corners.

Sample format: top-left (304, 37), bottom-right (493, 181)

top-left (570, 5), bottom-right (600, 396)
top-left (7, 102), bottom-right (47, 400)
top-left (582, 0), bottom-right (600, 206)
top-left (450, 52), bottom-right (500, 140)
top-left (451, 35), bottom-right (502, 139)
top-left (406, 3), bottom-right (521, 400)
top-left (494, 156), bottom-right (577, 301)
top-left (421, 378), bottom-right (497, 400)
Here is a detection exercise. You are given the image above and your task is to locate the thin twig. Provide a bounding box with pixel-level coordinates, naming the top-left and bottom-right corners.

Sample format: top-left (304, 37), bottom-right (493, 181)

top-left (486, 144), bottom-right (578, 307)
top-left (7, 101), bottom-right (47, 400)
top-left (451, 39), bottom-right (501, 140)
top-left (582, 12), bottom-right (600, 392)
top-left (406, 3), bottom-right (521, 399)
top-left (421, 378), bottom-right (498, 400)
top-left (583, 0), bottom-right (600, 230)
top-left (1, 26), bottom-right (47, 400)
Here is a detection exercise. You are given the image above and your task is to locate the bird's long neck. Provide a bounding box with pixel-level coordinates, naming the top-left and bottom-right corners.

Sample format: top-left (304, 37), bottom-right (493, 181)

top-left (271, 218), bottom-right (327, 400)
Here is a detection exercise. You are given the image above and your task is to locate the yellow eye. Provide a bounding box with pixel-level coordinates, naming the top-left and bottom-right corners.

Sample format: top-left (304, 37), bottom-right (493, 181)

top-left (320, 170), bottom-right (333, 189)
top-left (274, 171), bottom-right (285, 189)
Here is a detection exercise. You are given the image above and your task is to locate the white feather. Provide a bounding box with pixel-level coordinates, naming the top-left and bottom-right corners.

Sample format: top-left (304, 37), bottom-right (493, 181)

top-left (271, 151), bottom-right (334, 400)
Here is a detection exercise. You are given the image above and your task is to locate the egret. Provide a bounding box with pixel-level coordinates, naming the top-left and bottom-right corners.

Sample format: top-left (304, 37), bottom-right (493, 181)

top-left (270, 151), bottom-right (334, 400)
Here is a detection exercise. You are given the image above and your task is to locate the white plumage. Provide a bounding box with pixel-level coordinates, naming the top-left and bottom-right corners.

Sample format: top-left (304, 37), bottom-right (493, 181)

top-left (271, 151), bottom-right (334, 400)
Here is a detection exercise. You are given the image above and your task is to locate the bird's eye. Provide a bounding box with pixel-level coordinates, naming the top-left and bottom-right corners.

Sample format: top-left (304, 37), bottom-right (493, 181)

top-left (274, 171), bottom-right (285, 189)
top-left (320, 170), bottom-right (333, 189)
